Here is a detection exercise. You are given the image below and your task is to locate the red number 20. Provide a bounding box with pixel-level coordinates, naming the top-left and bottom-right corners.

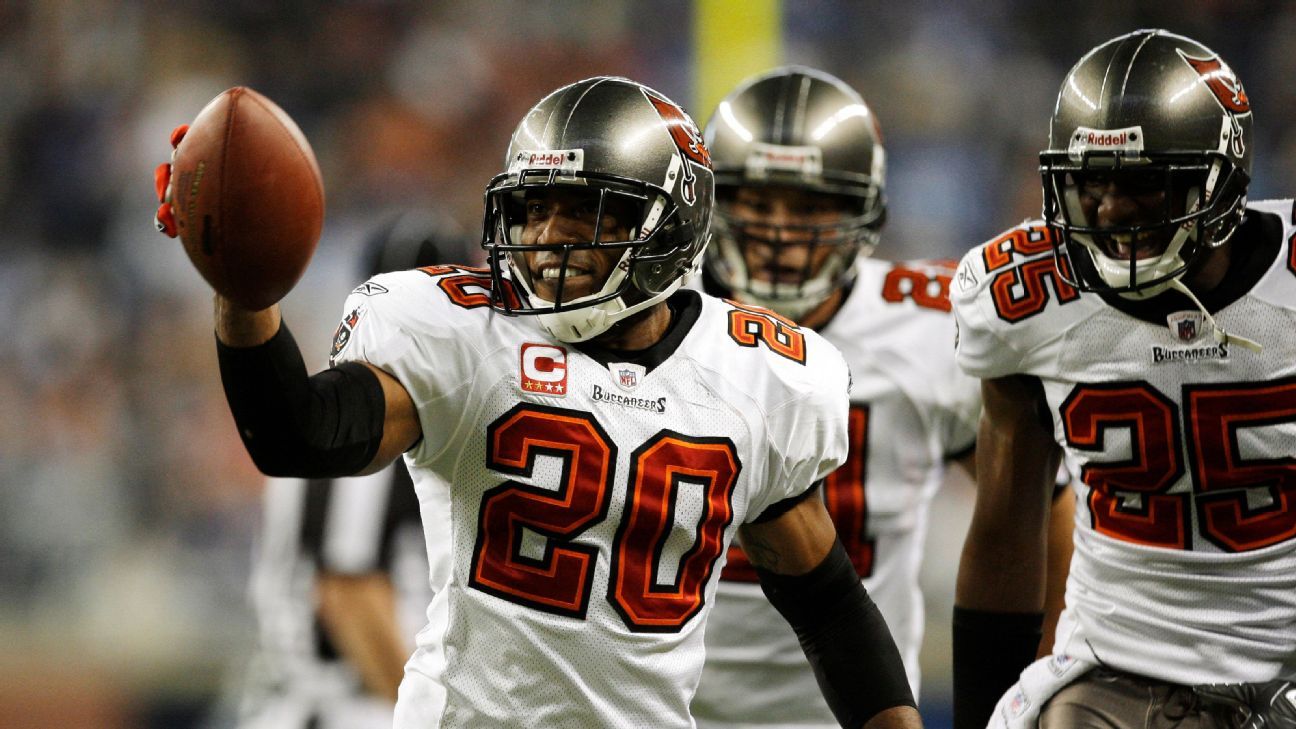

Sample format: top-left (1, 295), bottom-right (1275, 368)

top-left (1062, 379), bottom-right (1296, 552)
top-left (471, 404), bottom-right (740, 632)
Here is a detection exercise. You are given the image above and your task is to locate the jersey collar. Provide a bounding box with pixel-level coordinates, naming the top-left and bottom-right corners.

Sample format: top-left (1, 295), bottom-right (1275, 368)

top-left (1098, 208), bottom-right (1282, 324)
top-left (572, 289), bottom-right (702, 374)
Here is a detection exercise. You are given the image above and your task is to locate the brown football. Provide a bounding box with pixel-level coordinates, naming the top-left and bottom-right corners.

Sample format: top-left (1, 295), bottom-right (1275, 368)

top-left (171, 87), bottom-right (324, 310)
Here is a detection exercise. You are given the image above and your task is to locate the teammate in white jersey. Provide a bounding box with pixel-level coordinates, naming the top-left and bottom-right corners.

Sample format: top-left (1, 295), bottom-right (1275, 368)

top-left (233, 215), bottom-right (455, 729)
top-left (951, 30), bottom-right (1296, 729)
top-left (158, 77), bottom-right (923, 728)
top-left (686, 66), bottom-right (974, 729)
top-left (690, 66), bottom-right (1075, 729)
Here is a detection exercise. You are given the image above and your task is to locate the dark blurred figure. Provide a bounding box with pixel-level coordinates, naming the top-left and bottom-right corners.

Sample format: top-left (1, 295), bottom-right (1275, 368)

top-left (360, 208), bottom-right (474, 275)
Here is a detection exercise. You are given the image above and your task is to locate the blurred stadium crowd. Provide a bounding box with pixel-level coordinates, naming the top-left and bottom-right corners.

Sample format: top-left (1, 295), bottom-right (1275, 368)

top-left (0, 0), bottom-right (1291, 726)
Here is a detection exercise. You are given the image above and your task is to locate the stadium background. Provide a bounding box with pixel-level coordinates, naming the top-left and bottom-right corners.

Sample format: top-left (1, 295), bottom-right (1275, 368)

top-left (0, 1), bottom-right (1287, 726)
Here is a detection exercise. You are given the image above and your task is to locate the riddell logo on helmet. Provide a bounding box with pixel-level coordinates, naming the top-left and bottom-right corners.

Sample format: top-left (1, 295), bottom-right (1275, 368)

top-left (1067, 126), bottom-right (1144, 159)
top-left (761, 149), bottom-right (813, 164)
top-left (527, 152), bottom-right (565, 167)
top-left (746, 143), bottom-right (823, 177)
top-left (1088, 131), bottom-right (1127, 146)
top-left (509, 149), bottom-right (584, 174)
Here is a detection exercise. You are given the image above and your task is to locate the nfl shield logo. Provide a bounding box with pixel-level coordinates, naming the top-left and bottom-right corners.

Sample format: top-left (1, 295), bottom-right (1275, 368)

top-left (609, 362), bottom-right (646, 392)
top-left (1167, 311), bottom-right (1203, 342)
top-left (1008, 687), bottom-right (1028, 717)
top-left (1048, 653), bottom-right (1077, 677)
top-left (618, 368), bottom-right (638, 389)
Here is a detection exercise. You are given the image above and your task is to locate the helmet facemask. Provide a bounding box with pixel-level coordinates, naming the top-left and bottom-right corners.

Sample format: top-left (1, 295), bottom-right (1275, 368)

top-left (482, 169), bottom-right (691, 342)
top-left (481, 77), bottom-right (714, 342)
top-left (710, 183), bottom-right (884, 320)
top-left (701, 67), bottom-right (887, 321)
top-left (1041, 152), bottom-right (1248, 299)
top-left (1036, 30), bottom-right (1259, 350)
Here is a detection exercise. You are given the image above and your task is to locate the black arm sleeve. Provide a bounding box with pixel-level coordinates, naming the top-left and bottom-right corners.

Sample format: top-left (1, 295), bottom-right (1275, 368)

top-left (755, 540), bottom-right (917, 728)
top-left (951, 607), bottom-right (1043, 729)
top-left (217, 322), bottom-right (388, 478)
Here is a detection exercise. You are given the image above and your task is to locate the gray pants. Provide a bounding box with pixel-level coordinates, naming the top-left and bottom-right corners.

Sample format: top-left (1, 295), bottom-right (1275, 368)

top-left (1040, 669), bottom-right (1237, 729)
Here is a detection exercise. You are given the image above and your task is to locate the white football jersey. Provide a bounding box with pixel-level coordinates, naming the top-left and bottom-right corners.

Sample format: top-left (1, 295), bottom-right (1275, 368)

top-left (691, 257), bottom-right (981, 728)
top-left (952, 201), bottom-right (1296, 686)
top-left (330, 265), bottom-right (851, 728)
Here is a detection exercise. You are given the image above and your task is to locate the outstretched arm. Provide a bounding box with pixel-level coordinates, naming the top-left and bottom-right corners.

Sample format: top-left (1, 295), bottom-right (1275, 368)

top-left (154, 119), bottom-right (419, 480)
top-left (739, 494), bottom-right (923, 729)
top-left (952, 374), bottom-right (1061, 729)
top-left (215, 296), bottom-right (421, 477)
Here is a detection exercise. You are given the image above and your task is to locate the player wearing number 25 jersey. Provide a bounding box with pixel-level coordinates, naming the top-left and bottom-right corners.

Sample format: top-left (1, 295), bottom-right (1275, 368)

top-left (952, 30), bottom-right (1296, 729)
top-left (690, 68), bottom-right (981, 728)
top-left (192, 76), bottom-right (922, 729)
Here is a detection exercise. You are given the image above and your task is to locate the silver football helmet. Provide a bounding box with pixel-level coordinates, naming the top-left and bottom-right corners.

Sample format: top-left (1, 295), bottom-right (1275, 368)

top-left (1040, 29), bottom-right (1253, 299)
top-left (482, 76), bottom-right (714, 342)
top-left (703, 66), bottom-right (886, 320)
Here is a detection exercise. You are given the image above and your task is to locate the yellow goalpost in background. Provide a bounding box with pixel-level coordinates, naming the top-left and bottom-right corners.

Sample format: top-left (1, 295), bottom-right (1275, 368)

top-left (693, 0), bottom-right (783, 123)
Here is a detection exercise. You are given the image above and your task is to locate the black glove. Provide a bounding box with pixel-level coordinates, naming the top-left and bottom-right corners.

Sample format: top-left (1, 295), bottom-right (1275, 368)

top-left (1194, 680), bottom-right (1296, 729)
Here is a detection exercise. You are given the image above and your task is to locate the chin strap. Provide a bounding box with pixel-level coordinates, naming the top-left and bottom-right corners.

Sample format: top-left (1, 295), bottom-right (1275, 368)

top-left (1167, 278), bottom-right (1262, 353)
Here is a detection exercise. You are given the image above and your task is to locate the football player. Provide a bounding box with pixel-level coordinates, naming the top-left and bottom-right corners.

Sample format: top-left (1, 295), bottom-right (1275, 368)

top-left (951, 30), bottom-right (1296, 729)
top-left (690, 66), bottom-right (1074, 729)
top-left (233, 213), bottom-right (458, 729)
top-left (157, 77), bottom-right (922, 728)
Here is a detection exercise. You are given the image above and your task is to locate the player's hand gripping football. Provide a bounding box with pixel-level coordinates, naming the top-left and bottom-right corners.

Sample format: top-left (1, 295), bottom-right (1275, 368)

top-left (154, 124), bottom-right (188, 238)
top-left (150, 86), bottom-right (324, 310)
top-left (1195, 680), bottom-right (1296, 729)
